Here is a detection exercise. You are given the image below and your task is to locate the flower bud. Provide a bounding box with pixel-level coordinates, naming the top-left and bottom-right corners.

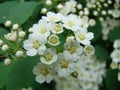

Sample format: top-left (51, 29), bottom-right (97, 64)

top-left (89, 19), bottom-right (96, 26)
top-left (15, 50), bottom-right (24, 58)
top-left (4, 58), bottom-right (11, 66)
top-left (12, 24), bottom-right (19, 30)
top-left (1, 44), bottom-right (9, 51)
top-left (4, 31), bottom-right (17, 41)
top-left (46, 0), bottom-right (52, 5)
top-left (19, 31), bottom-right (26, 38)
top-left (57, 4), bottom-right (63, 10)
top-left (5, 20), bottom-right (12, 27)
top-left (41, 8), bottom-right (47, 14)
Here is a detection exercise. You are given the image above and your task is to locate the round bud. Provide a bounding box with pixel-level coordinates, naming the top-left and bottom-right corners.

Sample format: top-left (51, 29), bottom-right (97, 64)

top-left (57, 4), bottom-right (63, 10)
top-left (41, 8), bottom-right (47, 14)
top-left (79, 11), bottom-right (84, 16)
top-left (5, 20), bottom-right (12, 27)
top-left (46, 0), bottom-right (52, 5)
top-left (15, 50), bottom-right (24, 58)
top-left (108, 10), bottom-right (112, 15)
top-left (4, 58), bottom-right (11, 66)
top-left (1, 44), bottom-right (9, 51)
top-left (93, 11), bottom-right (98, 16)
top-left (101, 10), bottom-right (107, 15)
top-left (110, 62), bottom-right (118, 69)
top-left (12, 24), bottom-right (19, 30)
top-left (19, 31), bottom-right (26, 38)
top-left (89, 19), bottom-right (96, 26)
top-left (84, 10), bottom-right (89, 15)
top-left (77, 4), bottom-right (82, 9)
top-left (28, 28), bottom-right (33, 33)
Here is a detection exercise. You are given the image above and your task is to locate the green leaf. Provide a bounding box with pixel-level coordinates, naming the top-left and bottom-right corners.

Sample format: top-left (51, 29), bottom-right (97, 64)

top-left (105, 68), bottom-right (120, 90)
top-left (6, 56), bottom-right (40, 90)
top-left (9, 2), bottom-right (38, 25)
top-left (109, 26), bottom-right (120, 42)
top-left (95, 45), bottom-right (109, 60)
top-left (88, 20), bottom-right (102, 42)
top-left (0, 27), bottom-right (9, 37)
top-left (0, 1), bottom-right (19, 23)
top-left (0, 62), bottom-right (10, 88)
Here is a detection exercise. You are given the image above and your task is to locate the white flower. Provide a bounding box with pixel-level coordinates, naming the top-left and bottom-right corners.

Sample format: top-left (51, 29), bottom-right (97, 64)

top-left (33, 63), bottom-right (53, 84)
top-left (74, 29), bottom-right (94, 45)
top-left (112, 9), bottom-right (120, 18)
top-left (64, 39), bottom-right (83, 61)
top-left (80, 17), bottom-right (89, 29)
top-left (65, 0), bottom-right (77, 12)
top-left (40, 48), bottom-right (58, 65)
top-left (4, 31), bottom-right (17, 41)
top-left (110, 62), bottom-right (118, 69)
top-left (31, 20), bottom-right (51, 38)
top-left (59, 6), bottom-right (71, 15)
top-left (62, 14), bottom-right (81, 32)
top-left (42, 12), bottom-right (63, 23)
top-left (48, 34), bottom-right (60, 46)
top-left (51, 23), bottom-right (63, 34)
top-left (84, 45), bottom-right (95, 55)
top-left (113, 39), bottom-right (120, 49)
top-left (23, 34), bottom-right (47, 56)
top-left (111, 49), bottom-right (120, 63)
top-left (54, 53), bottom-right (74, 77)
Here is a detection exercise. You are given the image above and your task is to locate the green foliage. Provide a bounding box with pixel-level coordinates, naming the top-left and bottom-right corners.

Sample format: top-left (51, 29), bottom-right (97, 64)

top-left (95, 45), bottom-right (110, 60)
top-left (0, 1), bottom-right (19, 23)
top-left (109, 26), bottom-right (120, 42)
top-left (0, 62), bottom-right (10, 88)
top-left (0, 27), bottom-right (9, 37)
top-left (6, 56), bottom-right (39, 90)
top-left (9, 2), bottom-right (38, 25)
top-left (105, 68), bottom-right (120, 90)
top-left (88, 20), bottom-right (102, 42)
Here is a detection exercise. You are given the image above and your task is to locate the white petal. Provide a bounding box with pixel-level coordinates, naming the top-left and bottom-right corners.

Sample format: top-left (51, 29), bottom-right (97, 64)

top-left (36, 75), bottom-right (45, 84)
top-left (26, 49), bottom-right (37, 56)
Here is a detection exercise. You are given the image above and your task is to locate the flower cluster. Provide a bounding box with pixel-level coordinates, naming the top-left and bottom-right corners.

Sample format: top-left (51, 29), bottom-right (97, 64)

top-left (110, 39), bottom-right (120, 81)
top-left (0, 21), bottom-right (25, 65)
top-left (101, 17), bottom-right (120, 40)
top-left (22, 10), bottom-right (106, 89)
top-left (54, 55), bottom-right (105, 90)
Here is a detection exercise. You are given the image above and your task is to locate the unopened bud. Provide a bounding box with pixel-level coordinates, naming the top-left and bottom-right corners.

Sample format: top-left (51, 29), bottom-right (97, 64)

top-left (12, 24), bottom-right (19, 30)
top-left (5, 20), bottom-right (12, 27)
top-left (1, 44), bottom-right (9, 51)
top-left (19, 31), bottom-right (26, 38)
top-left (15, 50), bottom-right (24, 58)
top-left (4, 58), bottom-right (11, 66)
